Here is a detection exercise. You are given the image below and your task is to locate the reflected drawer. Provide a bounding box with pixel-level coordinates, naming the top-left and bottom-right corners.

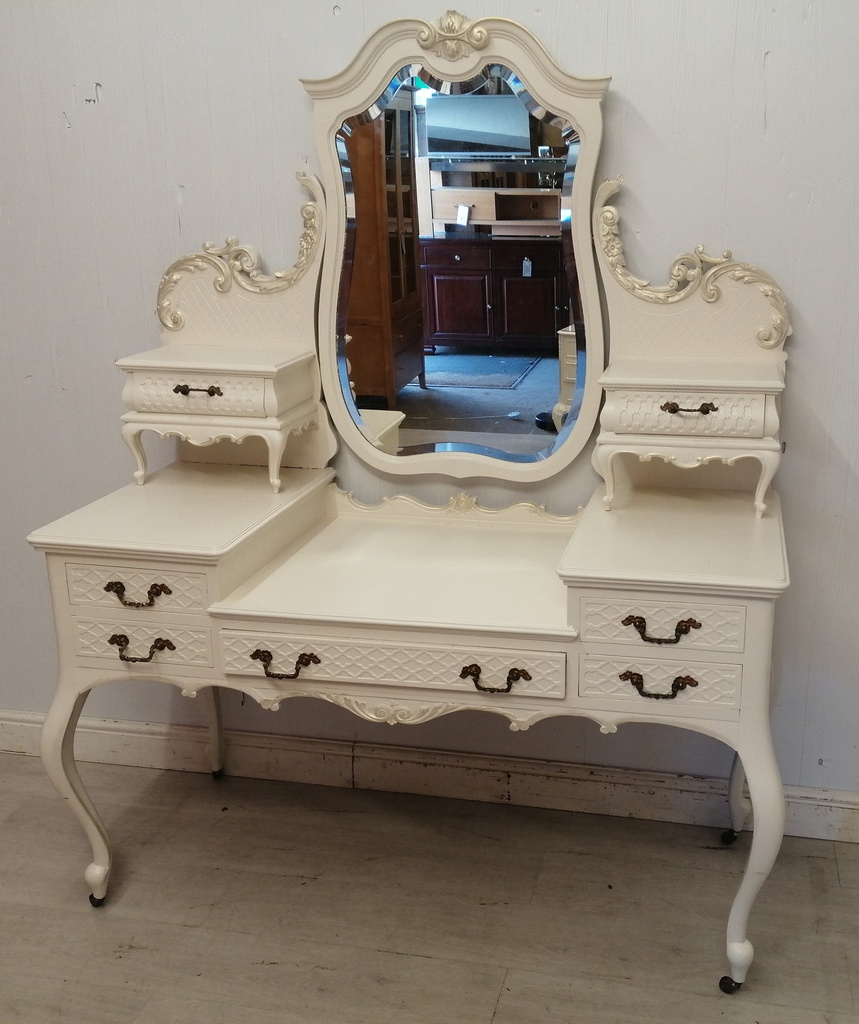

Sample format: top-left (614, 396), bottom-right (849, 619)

top-left (421, 242), bottom-right (492, 270)
top-left (492, 242), bottom-right (562, 272)
top-left (66, 563), bottom-right (208, 612)
top-left (74, 619), bottom-right (213, 667)
top-left (221, 630), bottom-right (566, 699)
top-left (579, 652), bottom-right (741, 709)
top-left (607, 391), bottom-right (766, 437)
top-left (579, 599), bottom-right (746, 653)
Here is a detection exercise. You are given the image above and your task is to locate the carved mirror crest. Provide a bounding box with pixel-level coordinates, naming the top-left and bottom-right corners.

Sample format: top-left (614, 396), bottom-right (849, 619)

top-left (304, 12), bottom-right (610, 481)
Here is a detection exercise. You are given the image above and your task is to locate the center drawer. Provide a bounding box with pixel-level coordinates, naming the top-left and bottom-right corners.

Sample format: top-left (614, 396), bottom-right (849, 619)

top-left (221, 630), bottom-right (566, 699)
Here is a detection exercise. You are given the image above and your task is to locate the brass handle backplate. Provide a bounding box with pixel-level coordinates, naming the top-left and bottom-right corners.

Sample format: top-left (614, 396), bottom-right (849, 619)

top-left (619, 669), bottom-right (698, 700)
top-left (251, 649), bottom-right (320, 680)
top-left (104, 581), bottom-right (172, 608)
top-left (621, 615), bottom-right (702, 645)
top-left (108, 633), bottom-right (176, 663)
top-left (659, 401), bottom-right (718, 415)
top-left (460, 663), bottom-right (532, 694)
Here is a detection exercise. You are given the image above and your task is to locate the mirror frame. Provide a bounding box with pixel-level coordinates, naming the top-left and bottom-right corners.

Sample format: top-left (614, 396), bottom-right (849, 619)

top-left (303, 11), bottom-right (610, 482)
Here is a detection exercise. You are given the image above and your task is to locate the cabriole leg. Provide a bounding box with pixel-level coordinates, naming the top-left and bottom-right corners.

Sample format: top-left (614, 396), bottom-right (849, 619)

top-left (722, 751), bottom-right (751, 846)
top-left (720, 734), bottom-right (785, 992)
top-left (40, 685), bottom-right (112, 905)
top-left (121, 423), bottom-right (148, 485)
top-left (265, 434), bottom-right (287, 493)
top-left (200, 686), bottom-right (225, 777)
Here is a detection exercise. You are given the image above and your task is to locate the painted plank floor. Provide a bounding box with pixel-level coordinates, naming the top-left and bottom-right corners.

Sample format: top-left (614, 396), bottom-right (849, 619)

top-left (1, 749), bottom-right (858, 1024)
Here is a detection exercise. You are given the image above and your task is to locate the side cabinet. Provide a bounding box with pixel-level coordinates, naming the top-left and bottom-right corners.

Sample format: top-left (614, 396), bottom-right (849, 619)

top-left (420, 237), bottom-right (570, 353)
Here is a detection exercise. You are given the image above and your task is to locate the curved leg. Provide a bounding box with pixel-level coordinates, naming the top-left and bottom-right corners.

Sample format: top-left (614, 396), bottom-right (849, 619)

top-left (265, 433), bottom-right (287, 493)
top-left (121, 423), bottom-right (148, 485)
top-left (200, 687), bottom-right (225, 777)
top-left (753, 452), bottom-right (781, 519)
top-left (720, 735), bottom-right (785, 991)
top-left (722, 751), bottom-right (751, 845)
top-left (40, 684), bottom-right (112, 905)
top-left (591, 446), bottom-right (617, 510)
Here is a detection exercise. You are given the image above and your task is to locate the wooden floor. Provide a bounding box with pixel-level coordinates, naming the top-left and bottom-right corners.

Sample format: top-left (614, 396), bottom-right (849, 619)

top-left (3, 748), bottom-right (858, 1023)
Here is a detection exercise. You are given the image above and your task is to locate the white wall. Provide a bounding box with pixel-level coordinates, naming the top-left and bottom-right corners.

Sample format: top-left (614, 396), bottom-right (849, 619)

top-left (2, 0), bottom-right (857, 792)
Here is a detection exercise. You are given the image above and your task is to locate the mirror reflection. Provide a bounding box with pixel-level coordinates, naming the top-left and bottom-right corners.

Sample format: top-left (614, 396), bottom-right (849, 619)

top-left (336, 64), bottom-right (585, 461)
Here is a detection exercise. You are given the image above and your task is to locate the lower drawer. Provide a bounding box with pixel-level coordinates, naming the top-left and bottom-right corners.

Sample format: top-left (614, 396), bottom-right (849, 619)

top-left (221, 630), bottom-right (566, 699)
top-left (74, 619), bottom-right (213, 668)
top-left (579, 652), bottom-right (741, 709)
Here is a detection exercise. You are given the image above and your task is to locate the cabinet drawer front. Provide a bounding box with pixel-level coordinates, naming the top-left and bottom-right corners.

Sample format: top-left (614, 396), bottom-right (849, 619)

top-left (579, 653), bottom-right (741, 708)
top-left (580, 600), bottom-right (746, 653)
top-left (421, 243), bottom-right (491, 269)
top-left (66, 564), bottom-right (208, 612)
top-left (75, 619), bottom-right (213, 666)
top-left (608, 391), bottom-right (766, 437)
top-left (431, 188), bottom-right (496, 224)
top-left (492, 243), bottom-right (562, 272)
top-left (221, 631), bottom-right (566, 699)
top-left (129, 373), bottom-right (267, 417)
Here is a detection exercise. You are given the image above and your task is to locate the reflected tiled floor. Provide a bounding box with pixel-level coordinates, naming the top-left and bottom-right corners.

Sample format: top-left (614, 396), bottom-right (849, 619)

top-left (2, 750), bottom-right (858, 1023)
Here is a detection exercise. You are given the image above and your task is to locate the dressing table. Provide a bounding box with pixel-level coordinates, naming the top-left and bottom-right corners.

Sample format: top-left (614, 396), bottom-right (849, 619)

top-left (29, 11), bottom-right (790, 995)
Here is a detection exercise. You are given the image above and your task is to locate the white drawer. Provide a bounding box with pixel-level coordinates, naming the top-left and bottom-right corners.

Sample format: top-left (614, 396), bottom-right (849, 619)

top-left (66, 563), bottom-right (208, 612)
top-left (579, 599), bottom-right (745, 653)
top-left (221, 630), bottom-right (566, 700)
top-left (74, 619), bottom-right (213, 667)
top-left (579, 652), bottom-right (741, 709)
top-left (128, 372), bottom-right (267, 417)
top-left (606, 390), bottom-right (766, 438)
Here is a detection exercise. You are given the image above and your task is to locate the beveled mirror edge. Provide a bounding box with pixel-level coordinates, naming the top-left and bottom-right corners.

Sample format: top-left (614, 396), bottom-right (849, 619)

top-left (303, 11), bottom-right (611, 483)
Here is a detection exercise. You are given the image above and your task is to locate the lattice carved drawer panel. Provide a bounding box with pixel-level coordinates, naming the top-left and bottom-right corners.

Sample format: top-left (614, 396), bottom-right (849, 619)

top-left (66, 564), bottom-right (208, 612)
top-left (579, 653), bottom-right (741, 708)
top-left (606, 391), bottom-right (765, 437)
top-left (221, 631), bottom-right (566, 699)
top-left (579, 600), bottom-right (745, 652)
top-left (129, 374), bottom-right (266, 416)
top-left (74, 620), bottom-right (213, 666)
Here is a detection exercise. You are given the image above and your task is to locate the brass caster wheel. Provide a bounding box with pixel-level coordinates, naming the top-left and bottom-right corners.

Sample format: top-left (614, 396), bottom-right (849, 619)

top-left (89, 893), bottom-right (106, 908)
top-left (719, 976), bottom-right (742, 994)
top-left (721, 829), bottom-right (739, 846)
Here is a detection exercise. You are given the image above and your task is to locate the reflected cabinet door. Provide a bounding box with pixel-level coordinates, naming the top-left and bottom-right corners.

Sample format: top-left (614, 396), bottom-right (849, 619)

top-left (422, 268), bottom-right (494, 348)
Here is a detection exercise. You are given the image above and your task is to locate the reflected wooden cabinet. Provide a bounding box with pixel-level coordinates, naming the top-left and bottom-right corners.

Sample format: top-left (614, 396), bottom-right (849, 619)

top-left (343, 88), bottom-right (425, 407)
top-left (420, 237), bottom-right (569, 352)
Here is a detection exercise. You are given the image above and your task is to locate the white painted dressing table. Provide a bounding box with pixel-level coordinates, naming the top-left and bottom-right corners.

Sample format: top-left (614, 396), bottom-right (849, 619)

top-left (29, 11), bottom-right (791, 995)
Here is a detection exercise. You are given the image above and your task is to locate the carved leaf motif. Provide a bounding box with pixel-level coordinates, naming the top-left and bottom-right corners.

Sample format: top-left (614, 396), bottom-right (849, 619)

top-left (416, 9), bottom-right (491, 60)
top-left (157, 173), bottom-right (323, 330)
top-left (595, 177), bottom-right (791, 350)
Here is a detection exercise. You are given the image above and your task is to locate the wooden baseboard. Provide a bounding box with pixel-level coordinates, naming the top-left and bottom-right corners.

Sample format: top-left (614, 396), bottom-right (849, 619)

top-left (3, 709), bottom-right (858, 842)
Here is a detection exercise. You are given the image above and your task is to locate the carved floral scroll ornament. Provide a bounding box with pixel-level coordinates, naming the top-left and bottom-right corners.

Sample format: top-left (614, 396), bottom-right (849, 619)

top-left (416, 9), bottom-right (490, 60)
top-left (157, 172), bottom-right (323, 330)
top-left (595, 178), bottom-right (791, 350)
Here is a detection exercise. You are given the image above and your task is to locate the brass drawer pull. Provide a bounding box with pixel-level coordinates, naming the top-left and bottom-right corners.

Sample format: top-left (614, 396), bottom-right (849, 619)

top-left (250, 649), bottom-right (320, 679)
top-left (659, 401), bottom-right (718, 415)
top-left (104, 581), bottom-right (172, 608)
top-left (619, 669), bottom-right (698, 700)
top-left (460, 663), bottom-right (532, 694)
top-left (108, 633), bottom-right (176, 663)
top-left (621, 615), bottom-right (702, 645)
top-left (172, 384), bottom-right (223, 397)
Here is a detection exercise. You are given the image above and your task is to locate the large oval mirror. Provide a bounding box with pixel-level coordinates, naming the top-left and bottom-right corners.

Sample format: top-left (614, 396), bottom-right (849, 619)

top-left (304, 12), bottom-right (610, 482)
